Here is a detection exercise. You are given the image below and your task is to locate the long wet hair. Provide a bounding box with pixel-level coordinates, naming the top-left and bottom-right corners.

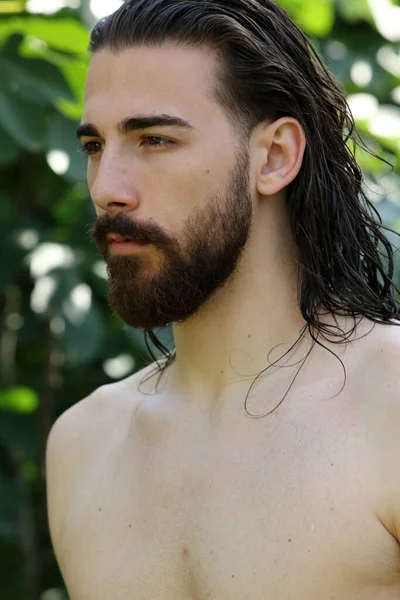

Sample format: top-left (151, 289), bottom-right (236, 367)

top-left (89, 0), bottom-right (400, 417)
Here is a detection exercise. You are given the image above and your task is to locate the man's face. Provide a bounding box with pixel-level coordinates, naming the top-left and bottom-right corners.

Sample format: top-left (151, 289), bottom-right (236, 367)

top-left (81, 44), bottom-right (254, 329)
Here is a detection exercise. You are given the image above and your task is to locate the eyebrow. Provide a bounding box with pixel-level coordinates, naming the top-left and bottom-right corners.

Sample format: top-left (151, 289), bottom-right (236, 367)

top-left (76, 113), bottom-right (196, 140)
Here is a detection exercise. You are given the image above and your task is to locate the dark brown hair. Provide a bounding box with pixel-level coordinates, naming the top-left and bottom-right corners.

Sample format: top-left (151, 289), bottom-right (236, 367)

top-left (89, 0), bottom-right (400, 416)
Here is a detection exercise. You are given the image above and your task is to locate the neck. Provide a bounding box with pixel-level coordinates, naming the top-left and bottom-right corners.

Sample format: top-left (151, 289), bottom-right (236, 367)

top-left (169, 248), bottom-right (310, 404)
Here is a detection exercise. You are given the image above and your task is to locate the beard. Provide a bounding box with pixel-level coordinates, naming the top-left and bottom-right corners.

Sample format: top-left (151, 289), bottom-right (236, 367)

top-left (90, 145), bottom-right (253, 330)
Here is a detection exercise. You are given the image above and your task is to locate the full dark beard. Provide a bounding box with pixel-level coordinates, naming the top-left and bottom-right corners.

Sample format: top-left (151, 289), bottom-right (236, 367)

top-left (90, 146), bottom-right (253, 329)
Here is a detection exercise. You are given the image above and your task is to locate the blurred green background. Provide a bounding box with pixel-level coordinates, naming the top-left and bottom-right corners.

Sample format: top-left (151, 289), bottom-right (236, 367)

top-left (0, 0), bottom-right (399, 598)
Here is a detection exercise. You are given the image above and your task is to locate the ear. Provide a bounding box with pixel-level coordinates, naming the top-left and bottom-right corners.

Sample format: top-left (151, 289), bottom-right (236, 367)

top-left (253, 117), bottom-right (306, 197)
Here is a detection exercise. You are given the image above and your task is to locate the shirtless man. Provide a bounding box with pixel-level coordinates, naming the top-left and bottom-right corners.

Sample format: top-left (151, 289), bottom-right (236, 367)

top-left (45, 0), bottom-right (400, 598)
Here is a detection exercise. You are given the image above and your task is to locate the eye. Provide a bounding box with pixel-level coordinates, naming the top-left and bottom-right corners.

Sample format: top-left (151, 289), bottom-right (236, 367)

top-left (140, 136), bottom-right (174, 148)
top-left (79, 141), bottom-right (104, 156)
top-left (78, 136), bottom-right (174, 157)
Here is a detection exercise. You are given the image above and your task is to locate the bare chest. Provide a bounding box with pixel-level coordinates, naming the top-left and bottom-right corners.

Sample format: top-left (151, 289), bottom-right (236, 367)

top-left (61, 393), bottom-right (400, 600)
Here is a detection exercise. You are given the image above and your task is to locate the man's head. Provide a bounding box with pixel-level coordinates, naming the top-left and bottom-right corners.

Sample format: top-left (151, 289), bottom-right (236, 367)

top-left (81, 0), bottom-right (398, 336)
top-left (82, 28), bottom-right (306, 329)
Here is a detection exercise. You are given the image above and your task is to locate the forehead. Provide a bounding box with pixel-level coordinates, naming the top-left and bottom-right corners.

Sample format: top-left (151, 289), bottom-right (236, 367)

top-left (83, 44), bottom-right (222, 127)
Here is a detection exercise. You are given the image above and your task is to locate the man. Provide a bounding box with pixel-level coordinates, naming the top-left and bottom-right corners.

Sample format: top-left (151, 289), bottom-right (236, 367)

top-left (46, 0), bottom-right (400, 598)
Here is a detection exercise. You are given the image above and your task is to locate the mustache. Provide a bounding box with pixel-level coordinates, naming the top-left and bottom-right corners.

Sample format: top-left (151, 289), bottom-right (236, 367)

top-left (89, 213), bottom-right (169, 247)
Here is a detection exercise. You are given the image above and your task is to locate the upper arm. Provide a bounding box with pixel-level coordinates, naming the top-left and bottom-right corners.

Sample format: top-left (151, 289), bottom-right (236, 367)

top-left (45, 404), bottom-right (83, 567)
top-left (45, 373), bottom-right (147, 562)
top-left (382, 396), bottom-right (400, 544)
top-left (45, 395), bottom-right (99, 568)
top-left (45, 363), bottom-right (152, 573)
top-left (369, 334), bottom-right (400, 544)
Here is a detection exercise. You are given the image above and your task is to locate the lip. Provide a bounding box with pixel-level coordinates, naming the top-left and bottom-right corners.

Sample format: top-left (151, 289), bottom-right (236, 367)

top-left (109, 239), bottom-right (147, 256)
top-left (107, 233), bottom-right (138, 243)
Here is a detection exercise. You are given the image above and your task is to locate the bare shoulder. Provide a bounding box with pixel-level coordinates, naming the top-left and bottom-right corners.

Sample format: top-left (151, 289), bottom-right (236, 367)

top-left (359, 319), bottom-right (400, 392)
top-left (321, 318), bottom-right (400, 544)
top-left (46, 359), bottom-right (161, 453)
top-left (357, 320), bottom-right (400, 543)
top-left (45, 360), bottom-right (162, 556)
top-left (353, 319), bottom-right (400, 417)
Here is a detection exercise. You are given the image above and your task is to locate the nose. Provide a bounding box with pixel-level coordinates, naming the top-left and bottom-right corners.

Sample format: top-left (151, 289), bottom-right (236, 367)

top-left (90, 159), bottom-right (139, 217)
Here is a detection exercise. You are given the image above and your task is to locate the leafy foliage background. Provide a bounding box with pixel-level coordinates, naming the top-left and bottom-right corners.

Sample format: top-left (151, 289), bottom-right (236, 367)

top-left (0, 0), bottom-right (399, 598)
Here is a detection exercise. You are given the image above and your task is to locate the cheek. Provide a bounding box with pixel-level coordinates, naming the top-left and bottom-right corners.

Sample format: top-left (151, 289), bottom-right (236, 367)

top-left (145, 162), bottom-right (206, 210)
top-left (87, 161), bottom-right (97, 190)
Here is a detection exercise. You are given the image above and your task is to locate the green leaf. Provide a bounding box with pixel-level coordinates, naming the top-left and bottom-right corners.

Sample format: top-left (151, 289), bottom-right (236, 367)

top-left (297, 0), bottom-right (335, 37)
top-left (0, 17), bottom-right (90, 55)
top-left (28, 56), bottom-right (76, 102)
top-left (55, 57), bottom-right (87, 120)
top-left (0, 230), bottom-right (27, 294)
top-left (0, 387), bottom-right (39, 414)
top-left (55, 99), bottom-right (83, 121)
top-left (33, 265), bottom-right (104, 364)
top-left (17, 37), bottom-right (88, 119)
top-left (63, 298), bottom-right (104, 365)
top-left (278, 0), bottom-right (335, 36)
top-left (336, 0), bottom-right (372, 23)
top-left (46, 112), bottom-right (87, 182)
top-left (0, 472), bottom-right (19, 521)
top-left (0, 56), bottom-right (50, 106)
top-left (20, 459), bottom-right (40, 483)
top-left (350, 137), bottom-right (395, 175)
top-left (0, 33), bottom-right (24, 57)
top-left (0, 190), bottom-right (12, 225)
top-left (0, 412), bottom-right (40, 460)
top-left (0, 538), bottom-right (26, 599)
top-left (0, 90), bottom-right (50, 151)
top-left (0, 55), bottom-right (75, 106)
top-left (0, 125), bottom-right (20, 166)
